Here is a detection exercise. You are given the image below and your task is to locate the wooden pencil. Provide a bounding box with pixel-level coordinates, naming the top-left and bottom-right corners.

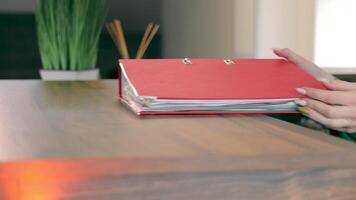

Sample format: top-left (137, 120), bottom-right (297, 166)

top-left (106, 23), bottom-right (121, 56)
top-left (107, 22), bottom-right (124, 59)
top-left (107, 20), bottom-right (159, 59)
top-left (136, 23), bottom-right (154, 59)
top-left (137, 24), bottom-right (160, 59)
top-left (114, 20), bottom-right (130, 59)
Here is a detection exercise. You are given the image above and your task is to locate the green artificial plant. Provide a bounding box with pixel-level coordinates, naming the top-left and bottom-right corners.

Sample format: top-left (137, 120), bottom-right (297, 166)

top-left (36, 0), bottom-right (106, 71)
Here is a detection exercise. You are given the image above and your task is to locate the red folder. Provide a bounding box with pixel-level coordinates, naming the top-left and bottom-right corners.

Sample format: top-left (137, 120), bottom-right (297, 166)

top-left (118, 58), bottom-right (325, 115)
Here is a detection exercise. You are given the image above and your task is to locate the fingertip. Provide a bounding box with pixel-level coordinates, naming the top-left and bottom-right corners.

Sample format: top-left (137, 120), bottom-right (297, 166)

top-left (295, 99), bottom-right (308, 106)
top-left (297, 107), bottom-right (310, 116)
top-left (273, 48), bottom-right (288, 57)
top-left (278, 48), bottom-right (293, 58)
top-left (317, 78), bottom-right (330, 83)
top-left (273, 48), bottom-right (281, 56)
top-left (296, 88), bottom-right (307, 95)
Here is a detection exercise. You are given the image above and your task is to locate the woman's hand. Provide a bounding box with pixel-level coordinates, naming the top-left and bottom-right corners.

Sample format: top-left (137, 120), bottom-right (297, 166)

top-left (274, 48), bottom-right (356, 133)
top-left (273, 48), bottom-right (334, 81)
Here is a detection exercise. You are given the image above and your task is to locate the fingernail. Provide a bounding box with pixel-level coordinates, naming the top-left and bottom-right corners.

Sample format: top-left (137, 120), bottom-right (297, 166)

top-left (296, 88), bottom-right (307, 95)
top-left (297, 107), bottom-right (310, 116)
top-left (295, 99), bottom-right (307, 106)
top-left (272, 48), bottom-right (280, 51)
top-left (317, 78), bottom-right (330, 83)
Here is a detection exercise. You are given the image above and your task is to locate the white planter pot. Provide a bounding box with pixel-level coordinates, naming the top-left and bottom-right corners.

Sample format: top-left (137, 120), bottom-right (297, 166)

top-left (40, 69), bottom-right (100, 81)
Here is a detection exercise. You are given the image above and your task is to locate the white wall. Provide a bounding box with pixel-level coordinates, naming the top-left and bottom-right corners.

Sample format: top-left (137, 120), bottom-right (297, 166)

top-left (255, 0), bottom-right (315, 60)
top-left (233, 0), bottom-right (256, 58)
top-left (315, 0), bottom-right (356, 68)
top-left (163, 0), bottom-right (235, 58)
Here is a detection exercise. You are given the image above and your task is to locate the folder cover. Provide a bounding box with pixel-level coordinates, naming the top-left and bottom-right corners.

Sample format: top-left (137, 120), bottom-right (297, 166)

top-left (118, 58), bottom-right (325, 116)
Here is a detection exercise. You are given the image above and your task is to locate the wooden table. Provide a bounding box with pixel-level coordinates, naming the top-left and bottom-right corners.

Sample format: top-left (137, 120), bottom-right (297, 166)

top-left (1, 80), bottom-right (356, 199)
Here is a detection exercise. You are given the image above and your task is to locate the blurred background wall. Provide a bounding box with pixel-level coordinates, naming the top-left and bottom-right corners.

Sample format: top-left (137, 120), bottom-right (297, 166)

top-left (163, 0), bottom-right (314, 60)
top-left (162, 0), bottom-right (235, 58)
top-left (255, 0), bottom-right (315, 60)
top-left (0, 0), bottom-right (355, 79)
top-left (0, 0), bottom-right (36, 12)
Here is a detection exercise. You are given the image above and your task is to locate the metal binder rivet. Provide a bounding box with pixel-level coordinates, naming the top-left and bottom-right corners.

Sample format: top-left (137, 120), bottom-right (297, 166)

top-left (183, 58), bottom-right (192, 65)
top-left (224, 59), bottom-right (235, 65)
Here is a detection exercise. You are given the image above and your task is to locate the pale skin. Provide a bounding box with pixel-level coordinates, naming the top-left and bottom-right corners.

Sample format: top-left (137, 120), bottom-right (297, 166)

top-left (274, 48), bottom-right (356, 134)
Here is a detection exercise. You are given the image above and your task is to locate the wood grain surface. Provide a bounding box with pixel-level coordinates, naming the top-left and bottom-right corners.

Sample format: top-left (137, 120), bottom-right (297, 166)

top-left (0, 80), bottom-right (356, 199)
